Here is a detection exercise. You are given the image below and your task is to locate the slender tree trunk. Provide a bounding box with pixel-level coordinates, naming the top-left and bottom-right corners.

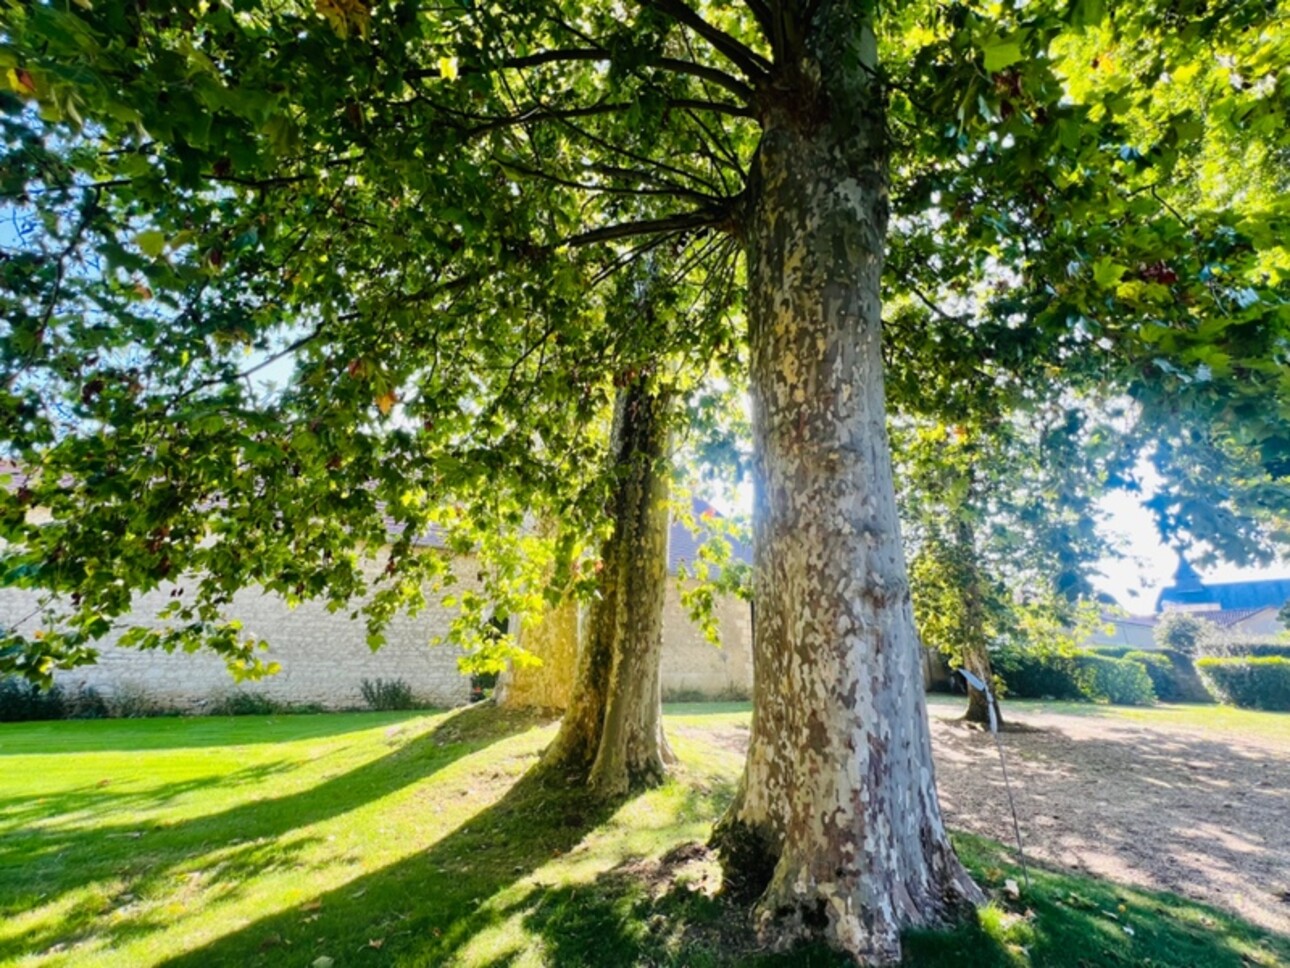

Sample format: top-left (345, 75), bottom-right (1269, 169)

top-left (540, 375), bottom-right (675, 795)
top-left (956, 520), bottom-right (1003, 728)
top-left (713, 6), bottom-right (981, 962)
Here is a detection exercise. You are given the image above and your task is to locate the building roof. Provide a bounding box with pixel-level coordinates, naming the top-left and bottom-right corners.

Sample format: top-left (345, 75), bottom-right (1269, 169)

top-left (1107, 605), bottom-right (1277, 631)
top-left (1157, 575), bottom-right (1290, 612)
top-left (668, 498), bottom-right (753, 574)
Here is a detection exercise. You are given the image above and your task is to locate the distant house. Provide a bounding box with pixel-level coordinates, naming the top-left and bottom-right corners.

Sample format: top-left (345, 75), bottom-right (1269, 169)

top-left (1088, 555), bottom-right (1290, 649)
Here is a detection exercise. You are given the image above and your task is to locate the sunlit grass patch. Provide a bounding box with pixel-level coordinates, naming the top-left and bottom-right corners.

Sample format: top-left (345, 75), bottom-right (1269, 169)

top-left (2, 703), bottom-right (1286, 966)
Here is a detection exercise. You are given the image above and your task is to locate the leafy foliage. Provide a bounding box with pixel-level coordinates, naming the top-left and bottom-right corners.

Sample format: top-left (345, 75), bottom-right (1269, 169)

top-left (207, 693), bottom-right (323, 716)
top-left (360, 677), bottom-right (419, 711)
top-left (1075, 654), bottom-right (1156, 706)
top-left (0, 676), bottom-right (109, 721)
top-left (1153, 612), bottom-right (1216, 656)
top-left (0, 1), bottom-right (1287, 701)
top-left (1197, 656), bottom-right (1290, 711)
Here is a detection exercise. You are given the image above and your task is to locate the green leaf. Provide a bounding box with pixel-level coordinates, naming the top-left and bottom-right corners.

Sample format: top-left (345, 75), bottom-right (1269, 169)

top-left (1092, 258), bottom-right (1127, 288)
top-left (983, 39), bottom-right (1024, 73)
top-left (134, 230), bottom-right (167, 259)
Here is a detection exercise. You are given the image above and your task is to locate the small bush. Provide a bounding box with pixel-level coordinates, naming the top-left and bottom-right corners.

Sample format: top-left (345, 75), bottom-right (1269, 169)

top-left (1153, 611), bottom-right (1215, 656)
top-left (360, 678), bottom-right (418, 711)
top-left (65, 686), bottom-right (111, 720)
top-left (1075, 654), bottom-right (1156, 705)
top-left (1196, 657), bottom-right (1290, 711)
top-left (662, 686), bottom-right (752, 703)
top-left (207, 692), bottom-right (322, 716)
top-left (208, 692), bottom-right (284, 716)
top-left (109, 684), bottom-right (181, 719)
top-left (0, 679), bottom-right (115, 721)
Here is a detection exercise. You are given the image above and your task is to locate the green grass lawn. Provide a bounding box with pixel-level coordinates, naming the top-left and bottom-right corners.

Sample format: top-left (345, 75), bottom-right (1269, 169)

top-left (925, 691), bottom-right (1290, 745)
top-left (1, 703), bottom-right (1286, 967)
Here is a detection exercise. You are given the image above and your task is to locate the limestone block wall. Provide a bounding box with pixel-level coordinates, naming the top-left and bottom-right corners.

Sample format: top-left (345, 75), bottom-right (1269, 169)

top-left (497, 598), bottom-right (580, 711)
top-left (0, 563), bottom-right (475, 710)
top-left (659, 583), bottom-right (753, 700)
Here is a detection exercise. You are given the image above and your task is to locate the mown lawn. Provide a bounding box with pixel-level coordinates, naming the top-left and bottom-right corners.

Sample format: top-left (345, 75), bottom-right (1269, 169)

top-left (925, 692), bottom-right (1290, 746)
top-left (1, 704), bottom-right (1286, 967)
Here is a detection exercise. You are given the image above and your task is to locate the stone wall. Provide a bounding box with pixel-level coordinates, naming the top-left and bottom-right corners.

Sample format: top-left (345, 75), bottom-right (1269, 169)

top-left (496, 597), bottom-right (581, 710)
top-left (1, 567), bottom-right (757, 709)
top-left (659, 583), bottom-right (752, 700)
top-left (1, 565), bottom-right (476, 710)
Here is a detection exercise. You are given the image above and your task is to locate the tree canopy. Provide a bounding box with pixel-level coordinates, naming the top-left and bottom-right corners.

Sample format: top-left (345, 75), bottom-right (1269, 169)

top-left (3, 0), bottom-right (1290, 962)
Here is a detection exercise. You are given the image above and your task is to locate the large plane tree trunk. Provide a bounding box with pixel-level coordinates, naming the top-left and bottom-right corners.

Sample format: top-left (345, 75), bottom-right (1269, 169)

top-left (540, 375), bottom-right (675, 796)
top-left (713, 5), bottom-right (981, 962)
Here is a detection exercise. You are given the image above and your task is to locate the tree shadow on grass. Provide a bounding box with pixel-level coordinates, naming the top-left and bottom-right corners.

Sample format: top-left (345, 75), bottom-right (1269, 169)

top-left (516, 835), bottom-right (1288, 968)
top-left (0, 704), bottom-right (543, 964)
top-left (159, 767), bottom-right (629, 967)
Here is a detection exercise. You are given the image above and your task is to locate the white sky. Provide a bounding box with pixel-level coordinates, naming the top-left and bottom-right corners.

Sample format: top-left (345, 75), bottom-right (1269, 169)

top-left (1090, 487), bottom-right (1283, 613)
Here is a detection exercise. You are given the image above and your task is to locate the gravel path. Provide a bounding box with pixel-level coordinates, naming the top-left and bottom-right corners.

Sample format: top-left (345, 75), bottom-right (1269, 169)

top-left (682, 700), bottom-right (1290, 935)
top-left (929, 700), bottom-right (1290, 934)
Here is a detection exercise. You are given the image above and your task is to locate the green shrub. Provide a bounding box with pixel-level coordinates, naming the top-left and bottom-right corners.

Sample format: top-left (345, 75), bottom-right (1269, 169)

top-left (1074, 654), bottom-right (1157, 706)
top-left (1153, 611), bottom-right (1215, 656)
top-left (1196, 657), bottom-right (1290, 711)
top-left (360, 678), bottom-right (418, 711)
top-left (0, 677), bottom-right (66, 722)
top-left (1204, 640), bottom-right (1290, 660)
top-left (109, 685), bottom-right (182, 719)
top-left (1122, 651), bottom-right (1173, 698)
top-left (0, 679), bottom-right (115, 721)
top-left (994, 650), bottom-right (1083, 700)
top-left (65, 686), bottom-right (111, 719)
top-left (1120, 650), bottom-right (1211, 703)
top-left (207, 692), bottom-right (322, 716)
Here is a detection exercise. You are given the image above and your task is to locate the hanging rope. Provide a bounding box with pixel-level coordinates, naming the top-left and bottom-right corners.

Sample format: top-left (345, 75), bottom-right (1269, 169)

top-left (958, 667), bottom-right (1031, 891)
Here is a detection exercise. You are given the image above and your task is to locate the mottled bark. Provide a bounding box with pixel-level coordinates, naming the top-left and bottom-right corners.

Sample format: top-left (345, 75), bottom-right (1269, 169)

top-left (713, 5), bottom-right (981, 963)
top-left (540, 376), bottom-right (675, 795)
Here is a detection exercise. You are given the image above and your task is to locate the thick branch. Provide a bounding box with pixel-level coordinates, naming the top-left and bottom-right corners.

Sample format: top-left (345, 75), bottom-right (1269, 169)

top-left (643, 0), bottom-right (773, 80)
top-left (563, 207), bottom-right (732, 248)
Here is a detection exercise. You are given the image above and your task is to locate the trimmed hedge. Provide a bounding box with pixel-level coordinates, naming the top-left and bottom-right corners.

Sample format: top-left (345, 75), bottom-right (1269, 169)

top-left (1196, 657), bottom-right (1290, 711)
top-left (995, 650), bottom-right (1158, 705)
top-left (1205, 642), bottom-right (1290, 660)
top-left (1121, 650), bottom-right (1213, 703)
top-left (1075, 654), bottom-right (1156, 706)
top-left (995, 650), bottom-right (1083, 701)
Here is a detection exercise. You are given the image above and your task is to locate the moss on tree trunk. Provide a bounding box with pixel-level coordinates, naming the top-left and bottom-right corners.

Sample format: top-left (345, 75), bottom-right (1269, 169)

top-left (540, 375), bottom-right (674, 795)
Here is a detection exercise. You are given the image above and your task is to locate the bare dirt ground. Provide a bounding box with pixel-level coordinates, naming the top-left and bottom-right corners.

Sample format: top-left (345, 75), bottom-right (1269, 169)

top-left (926, 699), bottom-right (1290, 936)
top-left (686, 699), bottom-right (1290, 936)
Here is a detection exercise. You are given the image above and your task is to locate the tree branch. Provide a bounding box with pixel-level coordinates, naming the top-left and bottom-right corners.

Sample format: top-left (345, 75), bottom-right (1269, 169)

top-left (406, 47), bottom-right (755, 102)
top-left (494, 156), bottom-right (726, 205)
top-left (563, 207), bottom-right (733, 248)
top-left (642, 0), bottom-right (773, 80)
